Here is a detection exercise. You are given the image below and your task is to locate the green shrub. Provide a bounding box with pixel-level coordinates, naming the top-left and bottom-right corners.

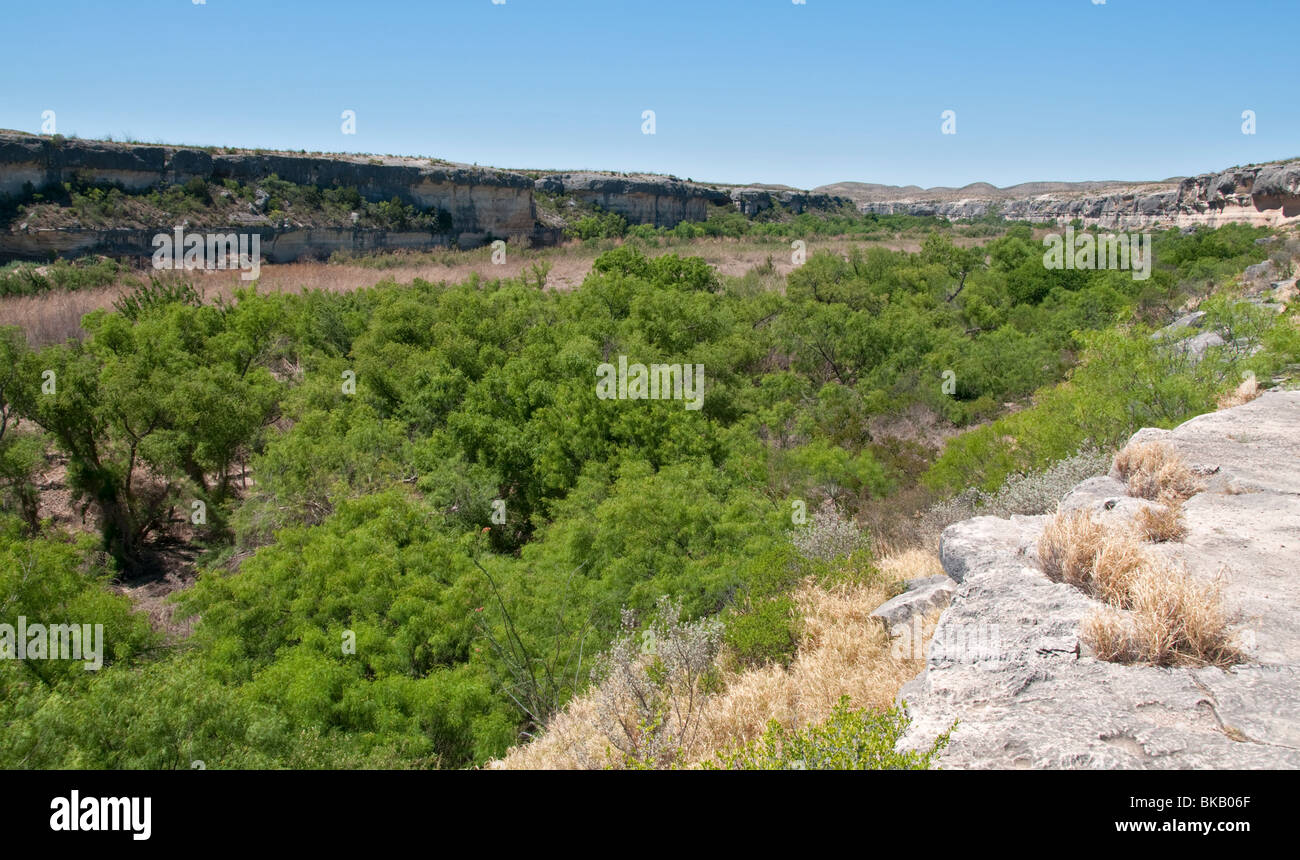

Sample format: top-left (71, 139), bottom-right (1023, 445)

top-left (723, 593), bottom-right (799, 667)
top-left (706, 696), bottom-right (953, 770)
top-left (111, 275), bottom-right (202, 320)
top-left (567, 210), bottom-right (628, 240)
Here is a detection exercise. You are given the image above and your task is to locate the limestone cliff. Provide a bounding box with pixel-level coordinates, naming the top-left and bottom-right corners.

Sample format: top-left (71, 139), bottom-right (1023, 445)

top-left (4, 130), bottom-right (1298, 267)
top-left (535, 172), bottom-right (731, 228)
top-left (897, 391), bottom-right (1300, 768)
top-left (0, 133), bottom-right (536, 232)
top-left (832, 160), bottom-right (1300, 230)
top-left (0, 133), bottom-right (856, 262)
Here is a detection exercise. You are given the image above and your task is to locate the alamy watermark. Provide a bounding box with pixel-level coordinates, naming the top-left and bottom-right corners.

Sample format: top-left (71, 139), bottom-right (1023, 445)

top-left (890, 616), bottom-right (1001, 662)
top-left (1043, 225), bottom-right (1151, 281)
top-left (50, 790), bottom-right (150, 841)
top-left (152, 227), bottom-right (261, 281)
top-left (595, 356), bottom-right (704, 410)
top-left (1, 616), bottom-right (104, 670)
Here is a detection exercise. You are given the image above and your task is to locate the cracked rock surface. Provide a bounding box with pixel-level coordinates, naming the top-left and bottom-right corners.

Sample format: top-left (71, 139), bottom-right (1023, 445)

top-left (898, 390), bottom-right (1300, 768)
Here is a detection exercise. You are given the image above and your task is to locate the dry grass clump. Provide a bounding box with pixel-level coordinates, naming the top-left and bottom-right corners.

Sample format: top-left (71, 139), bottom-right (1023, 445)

top-left (1083, 563), bottom-right (1241, 667)
top-left (1087, 535), bottom-right (1149, 606)
top-left (1112, 441), bottom-right (1204, 504)
top-left (1038, 510), bottom-right (1145, 605)
top-left (1037, 510), bottom-right (1142, 602)
top-left (1038, 509), bottom-right (1239, 668)
top-left (493, 549), bottom-right (941, 769)
top-left (876, 546), bottom-right (945, 582)
top-left (1134, 502), bottom-right (1187, 543)
top-left (698, 579), bottom-right (924, 752)
top-left (1217, 375), bottom-right (1262, 410)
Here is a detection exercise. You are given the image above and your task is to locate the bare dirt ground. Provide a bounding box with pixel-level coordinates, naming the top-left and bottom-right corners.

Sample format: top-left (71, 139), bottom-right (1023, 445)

top-left (111, 546), bottom-right (200, 642)
top-left (25, 449), bottom-right (204, 640)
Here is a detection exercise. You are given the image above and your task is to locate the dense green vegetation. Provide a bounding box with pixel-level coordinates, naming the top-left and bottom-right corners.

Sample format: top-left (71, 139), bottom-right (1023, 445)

top-left (0, 257), bottom-right (129, 297)
top-left (0, 222), bottom-right (1294, 768)
top-left (637, 207), bottom-right (958, 241)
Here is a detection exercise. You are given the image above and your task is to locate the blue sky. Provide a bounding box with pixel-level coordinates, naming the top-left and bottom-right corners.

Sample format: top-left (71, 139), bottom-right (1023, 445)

top-left (2, 0), bottom-right (1295, 189)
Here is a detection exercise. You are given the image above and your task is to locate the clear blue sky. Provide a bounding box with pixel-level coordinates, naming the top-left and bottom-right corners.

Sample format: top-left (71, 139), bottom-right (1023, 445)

top-left (2, 0), bottom-right (1295, 189)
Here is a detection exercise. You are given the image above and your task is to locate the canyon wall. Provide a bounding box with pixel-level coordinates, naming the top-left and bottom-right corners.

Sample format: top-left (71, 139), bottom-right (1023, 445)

top-left (728, 186), bottom-right (853, 218)
top-left (0, 132), bottom-right (537, 260)
top-left (4, 130), bottom-right (1299, 266)
top-left (535, 172), bottom-right (732, 227)
top-left (855, 161), bottom-right (1300, 230)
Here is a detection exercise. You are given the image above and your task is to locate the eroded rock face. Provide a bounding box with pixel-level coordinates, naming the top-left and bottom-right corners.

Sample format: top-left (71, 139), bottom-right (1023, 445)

top-left (898, 391), bottom-right (1300, 768)
top-left (728, 187), bottom-right (850, 218)
top-left (535, 173), bottom-right (731, 227)
top-left (0, 132), bottom-right (537, 239)
top-left (871, 575), bottom-right (957, 633)
top-left (856, 160), bottom-right (1300, 230)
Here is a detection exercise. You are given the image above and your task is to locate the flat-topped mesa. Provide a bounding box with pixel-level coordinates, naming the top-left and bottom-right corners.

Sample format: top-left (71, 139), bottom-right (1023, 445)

top-left (534, 172), bottom-right (732, 228)
top-left (846, 159), bottom-right (1300, 229)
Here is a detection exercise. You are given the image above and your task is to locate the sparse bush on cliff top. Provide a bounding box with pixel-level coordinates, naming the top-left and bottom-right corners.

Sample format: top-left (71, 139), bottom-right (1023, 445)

top-left (1084, 563), bottom-right (1241, 668)
top-left (1037, 508), bottom-right (1240, 668)
top-left (590, 597), bottom-right (724, 769)
top-left (917, 447), bottom-right (1110, 550)
top-left (1112, 440), bottom-right (1204, 504)
top-left (984, 446), bottom-right (1111, 516)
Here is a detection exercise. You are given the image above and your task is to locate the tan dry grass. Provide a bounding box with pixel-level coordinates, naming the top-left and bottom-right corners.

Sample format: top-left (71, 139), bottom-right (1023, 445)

top-left (1087, 535), bottom-right (1149, 606)
top-left (1083, 563), bottom-right (1241, 667)
top-left (495, 549), bottom-right (942, 769)
top-left (876, 546), bottom-right (946, 582)
top-left (1112, 441), bottom-right (1204, 504)
top-left (1038, 510), bottom-right (1113, 592)
top-left (1134, 502), bottom-right (1187, 543)
top-left (1217, 375), bottom-right (1262, 410)
top-left (1038, 508), bottom-right (1239, 667)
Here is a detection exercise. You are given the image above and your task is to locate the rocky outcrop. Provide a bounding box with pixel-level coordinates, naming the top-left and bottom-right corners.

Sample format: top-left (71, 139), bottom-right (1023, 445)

top-left (534, 172), bottom-right (731, 228)
top-left (844, 160), bottom-right (1300, 230)
top-left (898, 391), bottom-right (1300, 768)
top-left (727, 186), bottom-right (852, 218)
top-left (871, 575), bottom-right (957, 634)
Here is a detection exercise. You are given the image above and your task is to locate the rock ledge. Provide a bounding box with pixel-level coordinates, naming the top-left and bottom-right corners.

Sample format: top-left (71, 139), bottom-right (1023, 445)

top-left (899, 390), bottom-right (1300, 768)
